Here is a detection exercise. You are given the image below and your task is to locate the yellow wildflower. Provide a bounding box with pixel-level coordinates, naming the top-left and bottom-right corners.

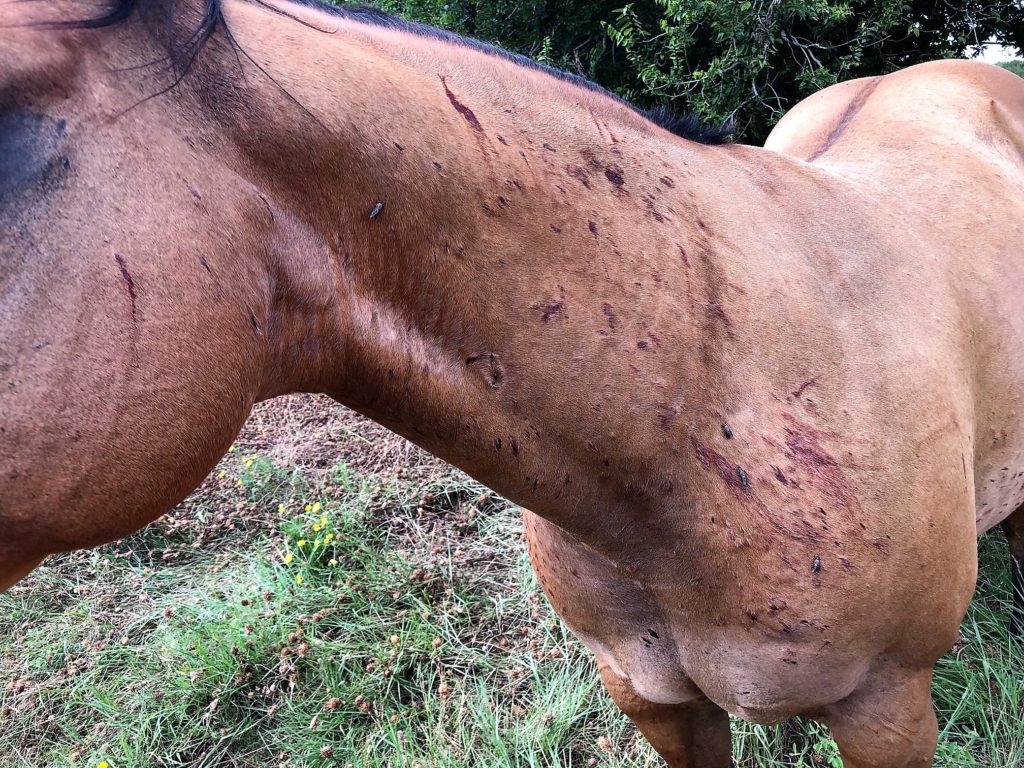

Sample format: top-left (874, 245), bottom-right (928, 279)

top-left (298, 539), bottom-right (306, 547)
top-left (312, 502), bottom-right (322, 514)
top-left (314, 539), bottom-right (322, 547)
top-left (284, 553), bottom-right (294, 564)
top-left (228, 445), bottom-right (237, 453)
top-left (324, 534), bottom-right (334, 544)
top-left (328, 559), bottom-right (338, 567)
top-left (278, 504), bottom-right (286, 513)
top-left (320, 516), bottom-right (328, 527)
top-left (235, 479), bottom-right (243, 487)
top-left (217, 470), bottom-right (226, 479)
top-left (296, 575), bottom-right (303, 585)
top-left (312, 524), bottom-right (322, 532)
top-left (305, 504), bottom-right (312, 513)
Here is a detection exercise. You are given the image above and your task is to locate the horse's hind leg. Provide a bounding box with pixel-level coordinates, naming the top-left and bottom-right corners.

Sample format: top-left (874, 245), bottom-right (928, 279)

top-left (598, 663), bottom-right (731, 768)
top-left (1001, 505), bottom-right (1024, 636)
top-left (820, 664), bottom-right (937, 768)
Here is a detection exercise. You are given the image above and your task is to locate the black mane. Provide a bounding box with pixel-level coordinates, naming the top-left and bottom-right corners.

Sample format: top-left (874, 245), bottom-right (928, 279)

top-left (56, 0), bottom-right (734, 145)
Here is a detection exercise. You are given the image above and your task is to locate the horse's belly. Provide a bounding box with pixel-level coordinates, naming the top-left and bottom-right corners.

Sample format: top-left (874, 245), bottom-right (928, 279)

top-left (975, 457), bottom-right (1024, 533)
top-left (973, 426), bottom-right (1024, 532)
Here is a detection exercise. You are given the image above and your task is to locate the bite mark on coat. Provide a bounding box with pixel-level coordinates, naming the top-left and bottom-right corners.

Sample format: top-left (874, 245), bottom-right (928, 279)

top-left (791, 378), bottom-right (818, 399)
top-left (439, 76), bottom-right (483, 132)
top-left (604, 166), bottom-right (625, 187)
top-left (114, 254), bottom-right (137, 319)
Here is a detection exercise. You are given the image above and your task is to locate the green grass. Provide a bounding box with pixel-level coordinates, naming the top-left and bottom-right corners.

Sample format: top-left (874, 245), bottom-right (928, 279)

top-left (2, 447), bottom-right (1022, 767)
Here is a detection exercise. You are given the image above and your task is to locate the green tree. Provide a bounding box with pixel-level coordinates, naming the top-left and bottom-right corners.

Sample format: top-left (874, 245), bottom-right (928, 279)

top-left (1001, 60), bottom-right (1024, 77)
top-left (372, 0), bottom-right (663, 86)
top-left (604, 0), bottom-right (1024, 140)
top-left (355, 0), bottom-right (1024, 142)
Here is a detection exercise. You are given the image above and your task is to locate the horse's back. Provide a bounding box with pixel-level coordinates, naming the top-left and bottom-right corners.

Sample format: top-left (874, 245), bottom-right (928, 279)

top-left (766, 59), bottom-right (1024, 176)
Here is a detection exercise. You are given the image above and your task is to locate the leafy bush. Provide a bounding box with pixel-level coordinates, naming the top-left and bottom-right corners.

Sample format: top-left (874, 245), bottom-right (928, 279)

top-left (359, 0), bottom-right (1024, 141)
top-left (1001, 60), bottom-right (1024, 77)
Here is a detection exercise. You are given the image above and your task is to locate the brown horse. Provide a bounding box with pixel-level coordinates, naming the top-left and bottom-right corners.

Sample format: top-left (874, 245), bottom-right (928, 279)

top-left (3, 0), bottom-right (1024, 764)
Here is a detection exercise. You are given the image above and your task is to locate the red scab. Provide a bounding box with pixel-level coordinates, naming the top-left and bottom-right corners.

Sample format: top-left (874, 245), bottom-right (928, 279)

top-left (602, 303), bottom-right (618, 330)
top-left (692, 436), bottom-right (711, 469)
top-left (588, 221), bottom-right (599, 237)
top-left (771, 465), bottom-right (789, 485)
top-left (658, 408), bottom-right (676, 431)
top-left (604, 166), bottom-right (625, 186)
top-left (542, 301), bottom-right (565, 322)
top-left (769, 418), bottom-right (861, 524)
top-left (690, 437), bottom-right (750, 495)
top-left (705, 301), bottom-right (733, 334)
top-left (785, 429), bottom-right (838, 471)
top-left (114, 254), bottom-right (137, 318)
top-left (538, 286), bottom-right (568, 322)
top-left (439, 76), bottom-right (483, 132)
top-left (580, 148), bottom-right (601, 168)
top-left (792, 378), bottom-right (818, 399)
top-left (566, 165), bottom-right (592, 188)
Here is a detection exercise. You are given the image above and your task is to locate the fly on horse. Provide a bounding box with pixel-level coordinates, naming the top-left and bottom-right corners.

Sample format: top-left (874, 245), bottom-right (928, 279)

top-left (3, 0), bottom-right (1024, 764)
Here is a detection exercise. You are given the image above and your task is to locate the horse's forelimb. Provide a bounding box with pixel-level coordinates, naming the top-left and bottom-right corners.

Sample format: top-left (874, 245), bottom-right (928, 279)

top-left (1001, 506), bottom-right (1024, 638)
top-left (0, 552), bottom-right (45, 593)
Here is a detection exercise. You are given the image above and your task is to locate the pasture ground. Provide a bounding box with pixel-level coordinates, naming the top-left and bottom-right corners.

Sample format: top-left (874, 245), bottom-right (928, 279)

top-left (1, 395), bottom-right (1022, 767)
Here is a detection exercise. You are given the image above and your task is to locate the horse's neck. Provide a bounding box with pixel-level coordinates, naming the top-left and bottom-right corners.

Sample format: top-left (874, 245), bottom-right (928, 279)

top-left (215, 2), bottom-right (779, 543)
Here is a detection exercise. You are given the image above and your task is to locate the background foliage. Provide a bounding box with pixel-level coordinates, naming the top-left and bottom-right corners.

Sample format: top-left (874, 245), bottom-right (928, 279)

top-left (369, 0), bottom-right (1024, 141)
